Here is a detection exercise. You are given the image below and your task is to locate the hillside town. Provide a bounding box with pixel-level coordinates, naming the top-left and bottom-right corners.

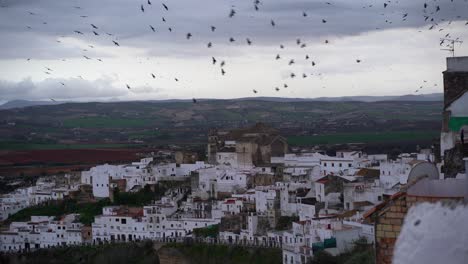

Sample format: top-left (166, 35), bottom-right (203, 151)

top-left (1, 57), bottom-right (468, 264)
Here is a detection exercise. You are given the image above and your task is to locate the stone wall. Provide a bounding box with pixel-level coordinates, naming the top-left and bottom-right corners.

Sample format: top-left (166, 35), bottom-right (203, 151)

top-left (375, 195), bottom-right (406, 264)
top-left (443, 71), bottom-right (468, 109)
top-left (375, 194), bottom-right (464, 264)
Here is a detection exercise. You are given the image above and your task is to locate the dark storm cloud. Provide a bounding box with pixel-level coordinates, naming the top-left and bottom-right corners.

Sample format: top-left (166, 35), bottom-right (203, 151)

top-left (0, 0), bottom-right (467, 60)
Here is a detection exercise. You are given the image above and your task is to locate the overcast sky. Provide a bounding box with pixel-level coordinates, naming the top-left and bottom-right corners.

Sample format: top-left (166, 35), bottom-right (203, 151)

top-left (0, 0), bottom-right (468, 102)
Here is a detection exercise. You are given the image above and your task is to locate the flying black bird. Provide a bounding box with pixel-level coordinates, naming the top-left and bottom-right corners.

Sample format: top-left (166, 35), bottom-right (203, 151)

top-left (28, 11), bottom-right (36, 15)
top-left (280, 44), bottom-right (284, 49)
top-left (50, 98), bottom-right (56, 102)
top-left (424, 3), bottom-right (427, 8)
top-left (207, 42), bottom-right (212, 48)
top-left (93, 31), bottom-right (99, 36)
top-left (436, 6), bottom-right (440, 12)
top-left (303, 12), bottom-right (307, 17)
top-left (356, 59), bottom-right (361, 63)
top-left (192, 98), bottom-right (197, 103)
top-left (186, 33), bottom-right (192, 39)
top-left (106, 33), bottom-right (113, 36)
top-left (80, 16), bottom-right (88, 18)
top-left (151, 73), bottom-right (156, 78)
top-left (275, 87), bottom-right (280, 91)
top-left (403, 13), bottom-right (408, 18)
top-left (60, 82), bottom-right (65, 86)
top-left (212, 57), bottom-right (217, 64)
top-left (162, 3), bottom-right (169, 11)
top-left (141, 4), bottom-right (144, 12)
top-left (288, 59), bottom-right (295, 65)
top-left (296, 39), bottom-right (301, 45)
top-left (211, 26), bottom-right (216, 32)
top-left (221, 69), bottom-right (226, 75)
top-left (126, 84), bottom-right (131, 89)
top-left (322, 19), bottom-right (327, 23)
top-left (384, 3), bottom-right (388, 8)
top-left (300, 43), bottom-right (306, 48)
top-left (283, 84), bottom-right (288, 88)
top-left (175, 78), bottom-right (179, 82)
top-left (276, 54), bottom-right (281, 60)
top-left (302, 73), bottom-right (307, 78)
top-left (229, 37), bottom-right (235, 42)
top-left (74, 30), bottom-right (84, 34)
top-left (246, 38), bottom-right (252, 45)
top-left (229, 9), bottom-right (236, 18)
top-left (290, 73), bottom-right (296, 78)
top-left (220, 61), bottom-right (226, 67)
top-left (150, 25), bottom-right (155, 32)
top-left (162, 17), bottom-right (166, 22)
top-left (91, 24), bottom-right (98, 29)
top-left (312, 61), bottom-right (316, 66)
top-left (168, 27), bottom-right (172, 32)
top-left (148, 0), bottom-right (152, 5)
top-left (255, 5), bottom-right (259, 11)
top-left (27, 58), bottom-right (31, 61)
top-left (253, 89), bottom-right (258, 94)
top-left (271, 20), bottom-right (276, 26)
top-left (305, 55), bottom-right (309, 60)
top-left (112, 40), bottom-right (120, 46)
top-left (325, 40), bottom-right (329, 44)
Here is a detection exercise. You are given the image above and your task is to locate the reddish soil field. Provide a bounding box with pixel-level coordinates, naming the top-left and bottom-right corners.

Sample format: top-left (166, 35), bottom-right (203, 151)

top-left (0, 149), bottom-right (150, 166)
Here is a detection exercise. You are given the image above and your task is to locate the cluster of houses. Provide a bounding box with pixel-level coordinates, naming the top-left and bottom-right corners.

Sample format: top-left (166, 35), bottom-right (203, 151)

top-left (1, 122), bottom-right (452, 264)
top-left (1, 57), bottom-right (468, 264)
top-left (0, 175), bottom-right (80, 222)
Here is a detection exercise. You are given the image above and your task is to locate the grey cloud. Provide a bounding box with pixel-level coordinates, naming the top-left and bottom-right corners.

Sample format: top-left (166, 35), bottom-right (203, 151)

top-left (0, 77), bottom-right (134, 100)
top-left (0, 0), bottom-right (466, 60)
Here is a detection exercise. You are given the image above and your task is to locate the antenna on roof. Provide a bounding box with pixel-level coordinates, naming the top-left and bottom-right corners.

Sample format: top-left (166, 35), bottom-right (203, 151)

top-left (440, 38), bottom-right (463, 57)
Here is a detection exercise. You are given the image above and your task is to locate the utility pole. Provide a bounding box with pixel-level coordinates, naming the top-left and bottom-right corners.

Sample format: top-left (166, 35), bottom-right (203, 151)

top-left (440, 38), bottom-right (463, 57)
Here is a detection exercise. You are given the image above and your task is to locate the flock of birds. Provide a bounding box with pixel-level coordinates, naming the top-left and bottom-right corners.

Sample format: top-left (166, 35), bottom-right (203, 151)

top-left (1, 0), bottom-right (468, 103)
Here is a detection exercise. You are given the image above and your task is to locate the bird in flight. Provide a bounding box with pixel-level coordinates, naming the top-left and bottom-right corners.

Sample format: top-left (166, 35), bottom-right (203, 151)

top-left (229, 9), bottom-right (236, 18)
top-left (211, 26), bottom-right (216, 32)
top-left (150, 25), bottom-right (156, 32)
top-left (162, 3), bottom-right (169, 11)
top-left (112, 40), bottom-right (120, 46)
top-left (91, 24), bottom-right (98, 29)
top-left (141, 5), bottom-right (145, 12)
top-left (126, 84), bottom-right (131, 89)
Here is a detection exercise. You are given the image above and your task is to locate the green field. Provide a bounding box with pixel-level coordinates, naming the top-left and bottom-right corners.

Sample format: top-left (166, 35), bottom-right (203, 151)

top-left (62, 117), bottom-right (151, 128)
top-left (288, 130), bottom-right (439, 145)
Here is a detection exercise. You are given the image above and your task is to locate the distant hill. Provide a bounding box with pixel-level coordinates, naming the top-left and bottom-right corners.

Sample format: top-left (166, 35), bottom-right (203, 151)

top-left (0, 93), bottom-right (442, 109)
top-left (233, 93), bottom-right (442, 103)
top-left (0, 100), bottom-right (64, 110)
